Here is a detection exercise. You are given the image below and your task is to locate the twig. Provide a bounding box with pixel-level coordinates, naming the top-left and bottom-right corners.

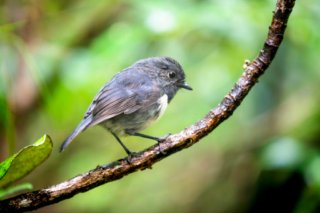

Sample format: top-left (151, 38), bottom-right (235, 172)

top-left (0, 0), bottom-right (296, 212)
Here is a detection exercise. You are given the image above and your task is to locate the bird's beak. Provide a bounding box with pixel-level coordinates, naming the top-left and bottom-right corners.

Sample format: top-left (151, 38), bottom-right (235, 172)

top-left (176, 81), bottom-right (193, 90)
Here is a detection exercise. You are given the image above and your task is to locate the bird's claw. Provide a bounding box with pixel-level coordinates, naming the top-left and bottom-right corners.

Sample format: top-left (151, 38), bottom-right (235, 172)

top-left (125, 151), bottom-right (138, 164)
top-left (156, 133), bottom-right (172, 155)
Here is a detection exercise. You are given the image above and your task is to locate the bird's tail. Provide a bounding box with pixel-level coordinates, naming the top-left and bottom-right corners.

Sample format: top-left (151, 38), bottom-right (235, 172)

top-left (60, 118), bottom-right (91, 152)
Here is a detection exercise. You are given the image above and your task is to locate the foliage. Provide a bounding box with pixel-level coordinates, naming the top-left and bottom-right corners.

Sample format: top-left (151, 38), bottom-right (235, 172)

top-left (0, 135), bottom-right (52, 199)
top-left (0, 0), bottom-right (319, 212)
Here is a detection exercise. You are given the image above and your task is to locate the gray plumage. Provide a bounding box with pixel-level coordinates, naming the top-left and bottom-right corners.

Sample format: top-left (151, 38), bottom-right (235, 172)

top-left (60, 56), bottom-right (192, 154)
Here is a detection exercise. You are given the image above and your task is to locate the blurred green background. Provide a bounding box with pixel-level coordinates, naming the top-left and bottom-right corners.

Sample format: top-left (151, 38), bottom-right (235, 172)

top-left (1, 0), bottom-right (320, 212)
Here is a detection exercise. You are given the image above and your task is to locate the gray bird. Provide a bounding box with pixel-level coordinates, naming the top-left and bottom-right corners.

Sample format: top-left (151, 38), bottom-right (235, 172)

top-left (60, 57), bottom-right (192, 155)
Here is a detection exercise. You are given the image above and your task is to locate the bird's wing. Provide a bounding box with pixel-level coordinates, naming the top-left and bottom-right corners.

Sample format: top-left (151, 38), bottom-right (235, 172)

top-left (85, 71), bottom-right (161, 127)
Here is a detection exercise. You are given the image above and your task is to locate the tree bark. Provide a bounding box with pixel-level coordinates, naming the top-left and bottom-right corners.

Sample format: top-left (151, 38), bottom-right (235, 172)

top-left (0, 0), bottom-right (296, 212)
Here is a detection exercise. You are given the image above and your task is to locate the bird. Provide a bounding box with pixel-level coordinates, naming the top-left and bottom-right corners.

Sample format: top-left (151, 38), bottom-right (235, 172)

top-left (60, 56), bottom-right (192, 156)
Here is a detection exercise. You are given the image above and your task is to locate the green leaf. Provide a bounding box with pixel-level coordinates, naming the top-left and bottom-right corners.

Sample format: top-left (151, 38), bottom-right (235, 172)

top-left (0, 134), bottom-right (53, 188)
top-left (0, 183), bottom-right (33, 199)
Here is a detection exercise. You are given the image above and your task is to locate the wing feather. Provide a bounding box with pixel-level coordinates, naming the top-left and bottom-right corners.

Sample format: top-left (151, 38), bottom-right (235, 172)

top-left (85, 71), bottom-right (161, 127)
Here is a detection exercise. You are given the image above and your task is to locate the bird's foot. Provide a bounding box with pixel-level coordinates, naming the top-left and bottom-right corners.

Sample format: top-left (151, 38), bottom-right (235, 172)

top-left (156, 133), bottom-right (171, 155)
top-left (125, 151), bottom-right (139, 164)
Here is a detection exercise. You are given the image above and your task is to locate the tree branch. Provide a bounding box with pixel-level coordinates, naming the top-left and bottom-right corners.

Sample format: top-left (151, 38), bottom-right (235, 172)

top-left (0, 0), bottom-right (296, 211)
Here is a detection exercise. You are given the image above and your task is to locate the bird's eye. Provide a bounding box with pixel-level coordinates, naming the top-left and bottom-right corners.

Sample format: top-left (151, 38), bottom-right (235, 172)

top-left (168, 71), bottom-right (176, 78)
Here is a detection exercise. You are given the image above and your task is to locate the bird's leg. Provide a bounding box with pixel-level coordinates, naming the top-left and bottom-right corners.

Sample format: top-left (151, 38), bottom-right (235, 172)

top-left (125, 131), bottom-right (171, 154)
top-left (110, 131), bottom-right (136, 163)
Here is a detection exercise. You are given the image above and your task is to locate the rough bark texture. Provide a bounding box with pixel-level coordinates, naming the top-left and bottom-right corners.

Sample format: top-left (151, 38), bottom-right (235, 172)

top-left (0, 0), bottom-right (296, 212)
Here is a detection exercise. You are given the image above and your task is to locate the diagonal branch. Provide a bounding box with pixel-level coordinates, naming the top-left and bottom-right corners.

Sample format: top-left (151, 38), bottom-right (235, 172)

top-left (0, 0), bottom-right (296, 212)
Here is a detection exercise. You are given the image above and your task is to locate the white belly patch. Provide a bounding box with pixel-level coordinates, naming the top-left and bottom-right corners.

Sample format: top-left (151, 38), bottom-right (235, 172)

top-left (157, 94), bottom-right (168, 119)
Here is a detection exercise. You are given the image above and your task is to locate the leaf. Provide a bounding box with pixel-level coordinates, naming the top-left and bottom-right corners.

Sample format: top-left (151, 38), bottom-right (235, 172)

top-left (0, 134), bottom-right (53, 188)
top-left (0, 183), bottom-right (33, 199)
